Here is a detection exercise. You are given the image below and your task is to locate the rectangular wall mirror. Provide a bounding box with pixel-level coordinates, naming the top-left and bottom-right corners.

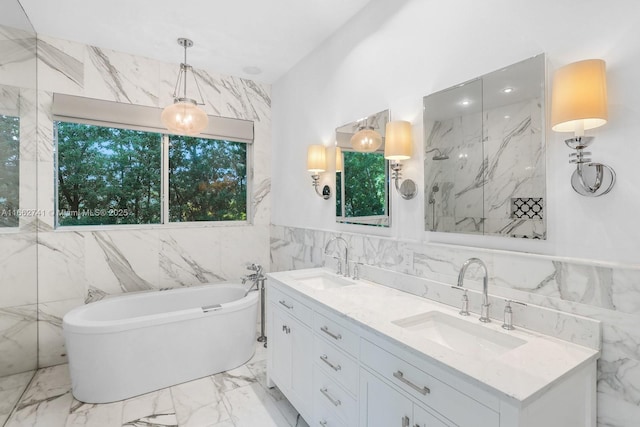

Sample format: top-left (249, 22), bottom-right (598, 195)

top-left (335, 110), bottom-right (390, 227)
top-left (423, 54), bottom-right (546, 239)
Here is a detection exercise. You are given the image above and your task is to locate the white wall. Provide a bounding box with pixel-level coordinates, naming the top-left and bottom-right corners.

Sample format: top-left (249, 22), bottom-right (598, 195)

top-left (272, 0), bottom-right (640, 266)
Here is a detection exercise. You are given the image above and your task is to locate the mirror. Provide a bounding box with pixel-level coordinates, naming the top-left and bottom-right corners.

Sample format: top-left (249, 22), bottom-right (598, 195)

top-left (335, 110), bottom-right (390, 227)
top-left (423, 54), bottom-right (546, 239)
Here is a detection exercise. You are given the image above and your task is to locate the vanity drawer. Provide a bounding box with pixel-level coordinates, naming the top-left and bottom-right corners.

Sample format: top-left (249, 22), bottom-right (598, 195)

top-left (314, 336), bottom-right (358, 395)
top-left (313, 365), bottom-right (358, 427)
top-left (268, 285), bottom-right (313, 326)
top-left (313, 310), bottom-right (359, 357)
top-left (360, 339), bottom-right (499, 427)
top-left (314, 401), bottom-right (347, 427)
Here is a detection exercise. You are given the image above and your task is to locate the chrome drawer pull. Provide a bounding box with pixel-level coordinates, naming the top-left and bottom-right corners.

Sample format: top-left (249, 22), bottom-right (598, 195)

top-left (320, 387), bottom-right (341, 407)
top-left (320, 354), bottom-right (341, 371)
top-left (319, 422), bottom-right (327, 427)
top-left (320, 326), bottom-right (342, 340)
top-left (279, 300), bottom-right (293, 309)
top-left (402, 416), bottom-right (410, 427)
top-left (393, 370), bottom-right (430, 395)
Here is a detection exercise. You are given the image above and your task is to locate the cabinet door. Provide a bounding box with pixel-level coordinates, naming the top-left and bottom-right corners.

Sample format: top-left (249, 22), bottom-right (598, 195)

top-left (290, 315), bottom-right (313, 411)
top-left (361, 369), bottom-right (413, 427)
top-left (413, 405), bottom-right (451, 427)
top-left (270, 306), bottom-right (292, 390)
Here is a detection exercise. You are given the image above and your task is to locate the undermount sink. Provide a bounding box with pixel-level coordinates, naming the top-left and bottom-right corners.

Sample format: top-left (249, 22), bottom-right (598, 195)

top-left (392, 311), bottom-right (526, 361)
top-left (292, 272), bottom-right (354, 290)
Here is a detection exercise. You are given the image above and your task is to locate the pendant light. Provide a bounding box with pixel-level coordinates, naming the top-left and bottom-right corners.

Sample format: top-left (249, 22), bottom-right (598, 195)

top-left (350, 125), bottom-right (382, 152)
top-left (161, 38), bottom-right (208, 135)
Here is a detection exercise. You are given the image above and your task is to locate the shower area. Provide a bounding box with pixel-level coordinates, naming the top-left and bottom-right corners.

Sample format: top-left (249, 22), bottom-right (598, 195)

top-left (0, 1), bottom-right (38, 423)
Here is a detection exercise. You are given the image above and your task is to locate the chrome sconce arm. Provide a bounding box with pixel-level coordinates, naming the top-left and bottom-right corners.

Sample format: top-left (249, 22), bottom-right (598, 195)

top-left (389, 161), bottom-right (417, 200)
top-left (565, 136), bottom-right (615, 196)
top-left (311, 173), bottom-right (331, 199)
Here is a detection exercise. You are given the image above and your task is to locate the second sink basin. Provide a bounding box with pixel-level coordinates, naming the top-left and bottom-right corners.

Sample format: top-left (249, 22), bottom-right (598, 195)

top-left (392, 311), bottom-right (526, 361)
top-left (292, 272), bottom-right (354, 290)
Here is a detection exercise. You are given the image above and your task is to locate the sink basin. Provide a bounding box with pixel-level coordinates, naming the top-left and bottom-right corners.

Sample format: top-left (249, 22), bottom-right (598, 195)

top-left (292, 272), bottom-right (354, 290)
top-left (392, 311), bottom-right (526, 361)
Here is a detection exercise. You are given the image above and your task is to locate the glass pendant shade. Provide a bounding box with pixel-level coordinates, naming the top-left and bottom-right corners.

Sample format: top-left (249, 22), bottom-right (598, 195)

top-left (350, 128), bottom-right (382, 152)
top-left (551, 59), bottom-right (608, 134)
top-left (161, 100), bottom-right (209, 135)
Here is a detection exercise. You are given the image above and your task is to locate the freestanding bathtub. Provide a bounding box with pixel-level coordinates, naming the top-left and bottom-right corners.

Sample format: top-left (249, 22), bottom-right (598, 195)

top-left (63, 283), bottom-right (258, 403)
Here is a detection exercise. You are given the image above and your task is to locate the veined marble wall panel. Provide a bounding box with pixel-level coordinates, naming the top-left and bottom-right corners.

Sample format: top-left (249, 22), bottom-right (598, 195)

top-left (270, 224), bottom-right (640, 425)
top-left (0, 26), bottom-right (36, 90)
top-left (0, 305), bottom-right (37, 376)
top-left (0, 233), bottom-right (37, 308)
top-left (32, 35), bottom-right (271, 369)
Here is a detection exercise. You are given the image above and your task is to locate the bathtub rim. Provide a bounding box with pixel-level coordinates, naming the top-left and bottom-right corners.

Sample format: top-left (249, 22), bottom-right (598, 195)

top-left (63, 283), bottom-right (258, 335)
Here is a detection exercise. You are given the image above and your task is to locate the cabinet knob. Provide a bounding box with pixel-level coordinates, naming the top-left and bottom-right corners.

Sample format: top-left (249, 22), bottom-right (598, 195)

top-left (402, 415), bottom-right (410, 427)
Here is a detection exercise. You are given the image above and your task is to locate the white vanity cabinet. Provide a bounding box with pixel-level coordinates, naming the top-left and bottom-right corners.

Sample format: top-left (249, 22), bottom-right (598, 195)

top-left (266, 270), bottom-right (598, 427)
top-left (360, 368), bottom-right (448, 427)
top-left (267, 285), bottom-right (314, 421)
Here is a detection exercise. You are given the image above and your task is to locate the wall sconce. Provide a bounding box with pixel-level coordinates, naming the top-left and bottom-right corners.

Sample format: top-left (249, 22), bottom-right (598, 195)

top-left (384, 120), bottom-right (417, 200)
top-left (551, 59), bottom-right (615, 196)
top-left (307, 144), bottom-right (331, 200)
top-left (335, 146), bottom-right (343, 172)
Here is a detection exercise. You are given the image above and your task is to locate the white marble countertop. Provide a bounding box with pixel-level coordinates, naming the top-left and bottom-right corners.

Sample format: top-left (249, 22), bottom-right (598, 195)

top-left (267, 268), bottom-right (600, 405)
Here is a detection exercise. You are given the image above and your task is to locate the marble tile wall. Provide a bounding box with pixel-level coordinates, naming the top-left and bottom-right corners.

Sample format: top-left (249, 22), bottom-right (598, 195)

top-left (2, 32), bottom-right (272, 376)
top-left (424, 98), bottom-right (544, 238)
top-left (0, 23), bottom-right (39, 378)
top-left (270, 224), bottom-right (640, 426)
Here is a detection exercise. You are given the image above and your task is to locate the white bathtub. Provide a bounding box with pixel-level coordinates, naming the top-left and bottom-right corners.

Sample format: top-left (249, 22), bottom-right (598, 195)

top-left (63, 283), bottom-right (258, 403)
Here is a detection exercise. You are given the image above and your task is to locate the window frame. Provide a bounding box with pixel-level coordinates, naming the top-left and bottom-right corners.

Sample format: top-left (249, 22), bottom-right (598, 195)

top-left (54, 118), bottom-right (253, 230)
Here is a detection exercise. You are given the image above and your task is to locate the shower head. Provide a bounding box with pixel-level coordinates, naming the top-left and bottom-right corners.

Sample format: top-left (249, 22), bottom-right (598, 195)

top-left (426, 148), bottom-right (449, 160)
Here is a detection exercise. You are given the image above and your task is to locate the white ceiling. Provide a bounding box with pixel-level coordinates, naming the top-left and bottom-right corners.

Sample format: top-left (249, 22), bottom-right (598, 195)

top-left (18, 0), bottom-right (373, 83)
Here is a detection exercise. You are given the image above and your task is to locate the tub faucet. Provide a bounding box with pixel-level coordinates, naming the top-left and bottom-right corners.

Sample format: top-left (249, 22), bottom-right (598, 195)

top-left (242, 263), bottom-right (264, 294)
top-left (457, 258), bottom-right (491, 323)
top-left (324, 236), bottom-right (350, 277)
top-left (242, 263), bottom-right (267, 346)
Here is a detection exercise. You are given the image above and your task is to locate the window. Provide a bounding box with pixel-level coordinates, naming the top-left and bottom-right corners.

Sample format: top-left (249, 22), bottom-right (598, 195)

top-left (0, 115), bottom-right (19, 228)
top-left (56, 121), bottom-right (249, 227)
top-left (169, 135), bottom-right (247, 222)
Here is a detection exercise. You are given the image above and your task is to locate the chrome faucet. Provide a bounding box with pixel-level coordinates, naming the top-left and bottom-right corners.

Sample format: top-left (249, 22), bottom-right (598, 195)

top-left (324, 236), bottom-right (350, 277)
top-left (457, 258), bottom-right (491, 323)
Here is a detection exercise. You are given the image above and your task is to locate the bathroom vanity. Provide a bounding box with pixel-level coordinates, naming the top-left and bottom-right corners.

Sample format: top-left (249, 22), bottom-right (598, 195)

top-left (266, 268), bottom-right (599, 427)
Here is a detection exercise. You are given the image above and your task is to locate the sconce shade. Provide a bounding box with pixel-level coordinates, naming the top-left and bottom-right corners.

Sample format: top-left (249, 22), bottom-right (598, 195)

top-left (551, 59), bottom-right (608, 134)
top-left (161, 100), bottom-right (209, 135)
top-left (307, 144), bottom-right (327, 173)
top-left (335, 146), bottom-right (343, 172)
top-left (350, 128), bottom-right (382, 152)
top-left (384, 120), bottom-right (413, 160)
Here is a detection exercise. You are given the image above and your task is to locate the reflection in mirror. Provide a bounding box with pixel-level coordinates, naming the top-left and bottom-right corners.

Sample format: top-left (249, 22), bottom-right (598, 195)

top-left (423, 54), bottom-right (546, 239)
top-left (335, 110), bottom-right (390, 227)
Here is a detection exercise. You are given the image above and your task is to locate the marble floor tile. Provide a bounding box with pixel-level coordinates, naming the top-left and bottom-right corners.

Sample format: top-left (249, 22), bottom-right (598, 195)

top-left (122, 388), bottom-right (177, 426)
top-left (212, 365), bottom-right (257, 394)
top-left (2, 342), bottom-right (307, 427)
top-left (170, 377), bottom-right (230, 427)
top-left (65, 399), bottom-right (123, 427)
top-left (223, 382), bottom-right (294, 427)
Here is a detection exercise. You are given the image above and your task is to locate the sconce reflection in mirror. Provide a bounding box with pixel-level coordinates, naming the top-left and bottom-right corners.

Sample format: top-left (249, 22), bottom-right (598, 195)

top-left (351, 123), bottom-right (383, 152)
top-left (551, 59), bottom-right (615, 196)
top-left (384, 120), bottom-right (417, 200)
top-left (307, 144), bottom-right (331, 200)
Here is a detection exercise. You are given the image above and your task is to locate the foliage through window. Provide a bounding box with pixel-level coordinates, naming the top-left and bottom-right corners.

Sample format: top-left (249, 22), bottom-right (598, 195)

top-left (56, 121), bottom-right (248, 226)
top-left (169, 135), bottom-right (246, 222)
top-left (342, 151), bottom-right (386, 218)
top-left (0, 115), bottom-right (20, 228)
